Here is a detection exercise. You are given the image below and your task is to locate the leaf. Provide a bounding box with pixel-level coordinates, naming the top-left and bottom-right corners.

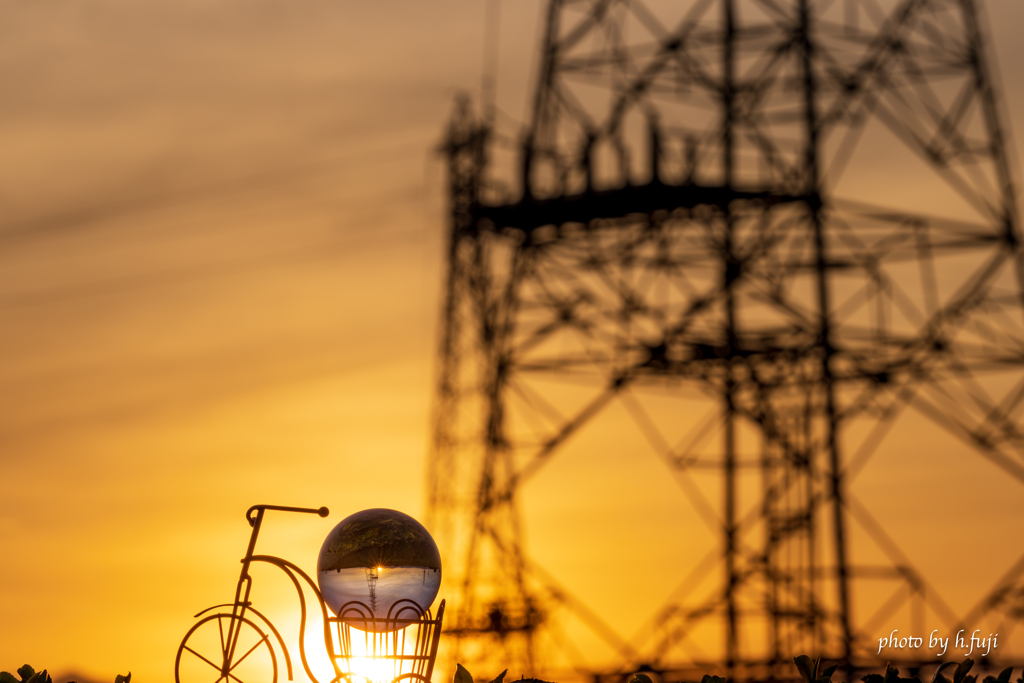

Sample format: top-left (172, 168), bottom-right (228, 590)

top-left (0, 673), bottom-right (18, 683)
top-left (16, 667), bottom-right (34, 683)
top-left (795, 655), bottom-right (817, 683)
top-left (489, 670), bottom-right (508, 683)
top-left (699, 675), bottom-right (725, 683)
top-left (631, 675), bottom-right (654, 683)
top-left (997, 668), bottom-right (1013, 683)
top-left (114, 675), bottom-right (131, 683)
top-left (932, 662), bottom-right (957, 683)
top-left (455, 663), bottom-right (474, 683)
top-left (885, 664), bottom-right (901, 683)
top-left (954, 659), bottom-right (975, 683)
top-left (820, 664), bottom-right (839, 682)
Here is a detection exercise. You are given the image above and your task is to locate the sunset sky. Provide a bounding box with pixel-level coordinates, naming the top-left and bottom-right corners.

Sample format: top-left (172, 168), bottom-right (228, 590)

top-left (3, 1), bottom-right (1024, 682)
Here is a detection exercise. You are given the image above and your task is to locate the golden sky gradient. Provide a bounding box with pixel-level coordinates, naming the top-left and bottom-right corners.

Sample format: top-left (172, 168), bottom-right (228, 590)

top-left (3, 1), bottom-right (1024, 682)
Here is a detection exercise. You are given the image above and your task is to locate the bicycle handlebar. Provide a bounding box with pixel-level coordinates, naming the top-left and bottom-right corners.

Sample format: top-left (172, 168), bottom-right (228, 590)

top-left (246, 505), bottom-right (330, 527)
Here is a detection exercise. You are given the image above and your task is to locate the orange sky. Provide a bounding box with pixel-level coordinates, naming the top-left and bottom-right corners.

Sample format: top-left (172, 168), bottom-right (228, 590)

top-left (2, 1), bottom-right (1024, 682)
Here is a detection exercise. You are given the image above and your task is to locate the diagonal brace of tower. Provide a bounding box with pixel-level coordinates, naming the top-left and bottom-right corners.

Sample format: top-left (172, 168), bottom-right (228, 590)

top-left (429, 0), bottom-right (1024, 679)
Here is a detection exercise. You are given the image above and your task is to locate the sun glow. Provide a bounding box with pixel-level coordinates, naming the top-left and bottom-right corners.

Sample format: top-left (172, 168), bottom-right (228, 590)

top-left (343, 630), bottom-right (400, 683)
top-left (347, 656), bottom-right (394, 683)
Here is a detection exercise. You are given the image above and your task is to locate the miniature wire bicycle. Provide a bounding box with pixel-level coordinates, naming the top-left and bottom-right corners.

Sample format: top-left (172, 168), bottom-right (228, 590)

top-left (175, 504), bottom-right (445, 683)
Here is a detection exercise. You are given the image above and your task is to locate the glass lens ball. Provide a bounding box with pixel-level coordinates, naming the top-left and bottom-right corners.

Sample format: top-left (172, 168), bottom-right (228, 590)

top-left (317, 508), bottom-right (441, 632)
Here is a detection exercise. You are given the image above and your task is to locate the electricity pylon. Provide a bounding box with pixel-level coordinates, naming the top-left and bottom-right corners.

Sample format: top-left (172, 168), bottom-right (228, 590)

top-left (428, 0), bottom-right (1024, 679)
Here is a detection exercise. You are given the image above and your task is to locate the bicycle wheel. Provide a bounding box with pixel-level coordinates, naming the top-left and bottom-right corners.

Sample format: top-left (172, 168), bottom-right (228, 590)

top-left (176, 612), bottom-right (278, 683)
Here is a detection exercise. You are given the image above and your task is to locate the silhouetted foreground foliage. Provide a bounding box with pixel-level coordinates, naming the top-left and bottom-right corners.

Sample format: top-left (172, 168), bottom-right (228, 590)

top-left (858, 658), bottom-right (1016, 683)
top-left (4, 655), bottom-right (1012, 683)
top-left (455, 654), bottom-right (1016, 683)
top-left (0, 665), bottom-right (130, 683)
top-left (455, 663), bottom-right (551, 683)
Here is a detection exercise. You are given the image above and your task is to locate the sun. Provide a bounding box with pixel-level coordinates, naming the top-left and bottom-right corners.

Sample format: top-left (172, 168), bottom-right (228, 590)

top-left (344, 631), bottom-right (399, 683)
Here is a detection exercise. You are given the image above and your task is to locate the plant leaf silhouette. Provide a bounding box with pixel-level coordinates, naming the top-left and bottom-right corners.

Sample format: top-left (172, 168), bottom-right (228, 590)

top-left (795, 655), bottom-right (817, 683)
top-left (954, 659), bottom-right (976, 683)
top-left (933, 662), bottom-right (957, 683)
top-left (982, 668), bottom-right (1012, 683)
top-left (455, 664), bottom-right (475, 683)
top-left (819, 664), bottom-right (839, 683)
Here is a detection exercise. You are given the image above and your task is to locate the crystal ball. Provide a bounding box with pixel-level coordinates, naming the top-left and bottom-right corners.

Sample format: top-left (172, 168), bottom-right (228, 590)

top-left (317, 508), bottom-right (441, 632)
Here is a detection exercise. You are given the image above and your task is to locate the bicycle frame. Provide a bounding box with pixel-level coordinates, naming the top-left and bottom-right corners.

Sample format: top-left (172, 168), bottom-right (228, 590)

top-left (227, 505), bottom-right (330, 682)
top-left (178, 504), bottom-right (444, 683)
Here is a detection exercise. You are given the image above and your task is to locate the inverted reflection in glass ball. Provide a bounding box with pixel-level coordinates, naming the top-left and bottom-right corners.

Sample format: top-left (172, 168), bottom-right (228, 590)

top-left (317, 508), bottom-right (441, 632)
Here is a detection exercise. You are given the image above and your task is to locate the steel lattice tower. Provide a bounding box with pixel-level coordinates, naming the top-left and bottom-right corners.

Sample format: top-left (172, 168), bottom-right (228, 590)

top-left (429, 0), bottom-right (1024, 680)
